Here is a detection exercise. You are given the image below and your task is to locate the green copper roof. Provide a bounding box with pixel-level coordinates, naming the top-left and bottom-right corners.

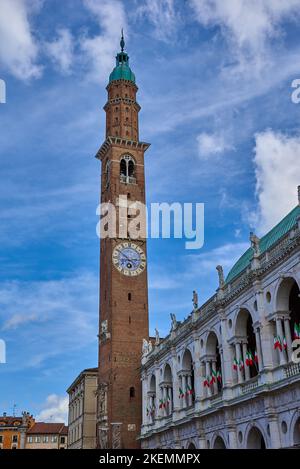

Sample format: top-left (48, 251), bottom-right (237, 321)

top-left (109, 32), bottom-right (135, 84)
top-left (226, 205), bottom-right (300, 283)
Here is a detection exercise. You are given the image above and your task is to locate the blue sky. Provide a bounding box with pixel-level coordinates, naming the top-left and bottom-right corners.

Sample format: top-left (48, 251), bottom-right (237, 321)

top-left (1, 0), bottom-right (300, 422)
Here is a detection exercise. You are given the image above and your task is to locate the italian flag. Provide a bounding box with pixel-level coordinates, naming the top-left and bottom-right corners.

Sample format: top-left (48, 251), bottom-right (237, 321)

top-left (245, 350), bottom-right (254, 367)
top-left (159, 399), bottom-right (164, 409)
top-left (166, 395), bottom-right (171, 406)
top-left (203, 376), bottom-right (210, 387)
top-left (254, 350), bottom-right (259, 363)
top-left (294, 323), bottom-right (300, 340)
top-left (186, 384), bottom-right (193, 396)
top-left (179, 387), bottom-right (185, 399)
top-left (239, 359), bottom-right (244, 371)
top-left (274, 336), bottom-right (282, 351)
top-left (233, 358), bottom-right (239, 371)
top-left (283, 337), bottom-right (287, 350)
top-left (217, 370), bottom-right (222, 383)
top-left (210, 375), bottom-right (216, 386)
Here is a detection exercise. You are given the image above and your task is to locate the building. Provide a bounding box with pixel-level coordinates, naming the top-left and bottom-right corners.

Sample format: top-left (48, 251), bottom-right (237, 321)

top-left (67, 367), bottom-right (98, 449)
top-left (140, 193), bottom-right (300, 449)
top-left (26, 422), bottom-right (68, 449)
top-left (95, 33), bottom-right (150, 449)
top-left (0, 412), bottom-right (34, 449)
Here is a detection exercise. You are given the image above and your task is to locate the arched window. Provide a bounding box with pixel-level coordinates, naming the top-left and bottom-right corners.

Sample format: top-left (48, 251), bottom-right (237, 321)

top-left (120, 155), bottom-right (136, 184)
top-left (129, 386), bottom-right (135, 398)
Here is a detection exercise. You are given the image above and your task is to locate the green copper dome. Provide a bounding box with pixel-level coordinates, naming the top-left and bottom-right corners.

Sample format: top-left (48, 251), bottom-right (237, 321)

top-left (226, 205), bottom-right (300, 283)
top-left (109, 32), bottom-right (135, 84)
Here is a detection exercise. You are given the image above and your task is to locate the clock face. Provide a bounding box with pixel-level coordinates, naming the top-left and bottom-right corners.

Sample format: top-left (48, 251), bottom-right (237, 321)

top-left (112, 242), bottom-right (146, 276)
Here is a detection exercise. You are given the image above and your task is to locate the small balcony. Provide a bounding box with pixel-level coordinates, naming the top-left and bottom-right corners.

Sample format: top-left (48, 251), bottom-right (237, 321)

top-left (120, 175), bottom-right (136, 185)
top-left (285, 362), bottom-right (300, 378)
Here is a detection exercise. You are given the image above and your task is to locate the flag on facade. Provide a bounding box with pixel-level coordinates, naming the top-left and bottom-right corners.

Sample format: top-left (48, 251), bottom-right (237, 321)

top-left (186, 384), bottom-right (193, 396)
top-left (233, 357), bottom-right (239, 371)
top-left (254, 350), bottom-right (259, 363)
top-left (239, 359), bottom-right (244, 371)
top-left (210, 375), bottom-right (216, 386)
top-left (159, 399), bottom-right (164, 409)
top-left (245, 350), bottom-right (254, 367)
top-left (179, 387), bottom-right (185, 399)
top-left (274, 336), bottom-right (282, 351)
top-left (204, 376), bottom-right (210, 387)
top-left (294, 323), bottom-right (300, 340)
top-left (283, 336), bottom-right (287, 350)
top-left (217, 370), bottom-right (222, 383)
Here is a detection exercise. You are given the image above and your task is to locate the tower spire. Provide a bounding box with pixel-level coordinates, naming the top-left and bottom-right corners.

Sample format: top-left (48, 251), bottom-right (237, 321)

top-left (120, 28), bottom-right (125, 52)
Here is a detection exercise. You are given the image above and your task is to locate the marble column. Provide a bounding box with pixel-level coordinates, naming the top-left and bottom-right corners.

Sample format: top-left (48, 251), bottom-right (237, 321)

top-left (235, 342), bottom-right (244, 384)
top-left (255, 328), bottom-right (263, 371)
top-left (283, 317), bottom-right (293, 362)
top-left (242, 342), bottom-right (250, 381)
top-left (205, 361), bottom-right (211, 396)
top-left (276, 317), bottom-right (287, 365)
top-left (211, 360), bottom-right (218, 395)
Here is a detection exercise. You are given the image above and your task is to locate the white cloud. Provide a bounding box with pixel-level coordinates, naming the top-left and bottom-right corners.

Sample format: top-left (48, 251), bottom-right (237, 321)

top-left (190, 0), bottom-right (300, 75)
top-left (251, 130), bottom-right (300, 234)
top-left (80, 0), bottom-right (127, 82)
top-left (36, 394), bottom-right (68, 424)
top-left (0, 273), bottom-right (98, 369)
top-left (137, 0), bottom-right (178, 42)
top-left (197, 131), bottom-right (232, 158)
top-left (0, 0), bottom-right (42, 80)
top-left (45, 29), bottom-right (74, 75)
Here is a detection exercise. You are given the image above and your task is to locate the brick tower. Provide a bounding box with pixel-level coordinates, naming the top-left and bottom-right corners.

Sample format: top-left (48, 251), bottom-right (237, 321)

top-left (95, 33), bottom-right (150, 449)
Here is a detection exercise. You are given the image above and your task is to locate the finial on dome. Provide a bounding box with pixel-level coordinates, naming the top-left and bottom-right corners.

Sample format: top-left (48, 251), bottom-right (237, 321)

top-left (120, 29), bottom-right (125, 52)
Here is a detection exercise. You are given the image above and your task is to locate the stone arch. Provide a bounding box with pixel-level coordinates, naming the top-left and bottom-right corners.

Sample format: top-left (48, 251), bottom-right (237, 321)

top-left (186, 441), bottom-right (197, 449)
top-left (149, 374), bottom-right (156, 392)
top-left (275, 275), bottom-right (300, 311)
top-left (163, 363), bottom-right (173, 382)
top-left (290, 411), bottom-right (300, 447)
top-left (120, 153), bottom-right (136, 182)
top-left (181, 348), bottom-right (195, 406)
top-left (205, 331), bottom-right (222, 393)
top-left (246, 425), bottom-right (267, 449)
top-left (212, 434), bottom-right (227, 449)
top-left (235, 308), bottom-right (258, 379)
top-left (275, 276), bottom-right (300, 340)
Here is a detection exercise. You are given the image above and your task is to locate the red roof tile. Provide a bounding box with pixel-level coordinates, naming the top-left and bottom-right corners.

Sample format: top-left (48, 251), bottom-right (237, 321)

top-left (27, 422), bottom-right (68, 435)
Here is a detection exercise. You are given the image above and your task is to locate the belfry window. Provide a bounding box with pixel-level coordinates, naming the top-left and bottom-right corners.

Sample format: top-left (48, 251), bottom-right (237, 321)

top-left (120, 155), bottom-right (136, 184)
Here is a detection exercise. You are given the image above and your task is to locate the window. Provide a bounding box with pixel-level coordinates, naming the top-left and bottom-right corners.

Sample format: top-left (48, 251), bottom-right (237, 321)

top-left (12, 435), bottom-right (18, 443)
top-left (0, 436), bottom-right (3, 443)
top-left (128, 293), bottom-right (132, 301)
top-left (27, 436), bottom-right (32, 443)
top-left (129, 387), bottom-right (135, 398)
top-left (51, 436), bottom-right (57, 443)
top-left (35, 436), bottom-right (41, 443)
top-left (60, 436), bottom-right (65, 444)
top-left (43, 436), bottom-right (49, 443)
top-left (120, 155), bottom-right (135, 184)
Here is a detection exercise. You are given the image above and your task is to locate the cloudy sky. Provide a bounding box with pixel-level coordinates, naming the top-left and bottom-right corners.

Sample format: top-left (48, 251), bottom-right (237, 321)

top-left (0, 0), bottom-right (300, 423)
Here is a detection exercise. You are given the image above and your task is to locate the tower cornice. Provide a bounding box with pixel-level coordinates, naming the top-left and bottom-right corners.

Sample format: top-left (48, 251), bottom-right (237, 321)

top-left (95, 136), bottom-right (150, 161)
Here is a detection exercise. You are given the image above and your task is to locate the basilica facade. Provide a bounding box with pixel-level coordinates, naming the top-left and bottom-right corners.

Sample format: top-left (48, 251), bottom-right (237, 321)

top-left (140, 197), bottom-right (300, 449)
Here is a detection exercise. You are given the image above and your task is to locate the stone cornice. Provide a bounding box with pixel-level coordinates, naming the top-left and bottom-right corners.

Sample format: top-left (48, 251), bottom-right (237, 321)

top-left (95, 136), bottom-right (150, 161)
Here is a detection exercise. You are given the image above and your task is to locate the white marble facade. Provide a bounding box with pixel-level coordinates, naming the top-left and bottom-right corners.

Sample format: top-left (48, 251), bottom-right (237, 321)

top-left (141, 204), bottom-right (300, 449)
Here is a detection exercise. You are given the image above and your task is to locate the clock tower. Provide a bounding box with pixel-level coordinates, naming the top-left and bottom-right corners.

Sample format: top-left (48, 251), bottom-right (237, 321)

top-left (95, 34), bottom-right (150, 449)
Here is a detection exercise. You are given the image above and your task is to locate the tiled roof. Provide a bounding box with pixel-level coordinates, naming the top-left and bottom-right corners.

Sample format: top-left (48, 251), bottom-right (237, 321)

top-left (0, 416), bottom-right (23, 427)
top-left (27, 422), bottom-right (67, 435)
top-left (226, 205), bottom-right (300, 283)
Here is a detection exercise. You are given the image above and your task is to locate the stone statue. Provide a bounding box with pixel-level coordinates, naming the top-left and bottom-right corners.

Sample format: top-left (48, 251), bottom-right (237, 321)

top-left (148, 340), bottom-right (153, 353)
top-left (250, 232), bottom-right (260, 256)
top-left (216, 265), bottom-right (225, 288)
top-left (192, 290), bottom-right (198, 310)
top-left (142, 338), bottom-right (149, 356)
top-left (155, 328), bottom-right (160, 346)
top-left (170, 313), bottom-right (178, 331)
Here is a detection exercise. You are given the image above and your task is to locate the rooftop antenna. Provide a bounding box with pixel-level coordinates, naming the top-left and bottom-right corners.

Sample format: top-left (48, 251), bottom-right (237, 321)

top-left (12, 403), bottom-right (17, 417)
